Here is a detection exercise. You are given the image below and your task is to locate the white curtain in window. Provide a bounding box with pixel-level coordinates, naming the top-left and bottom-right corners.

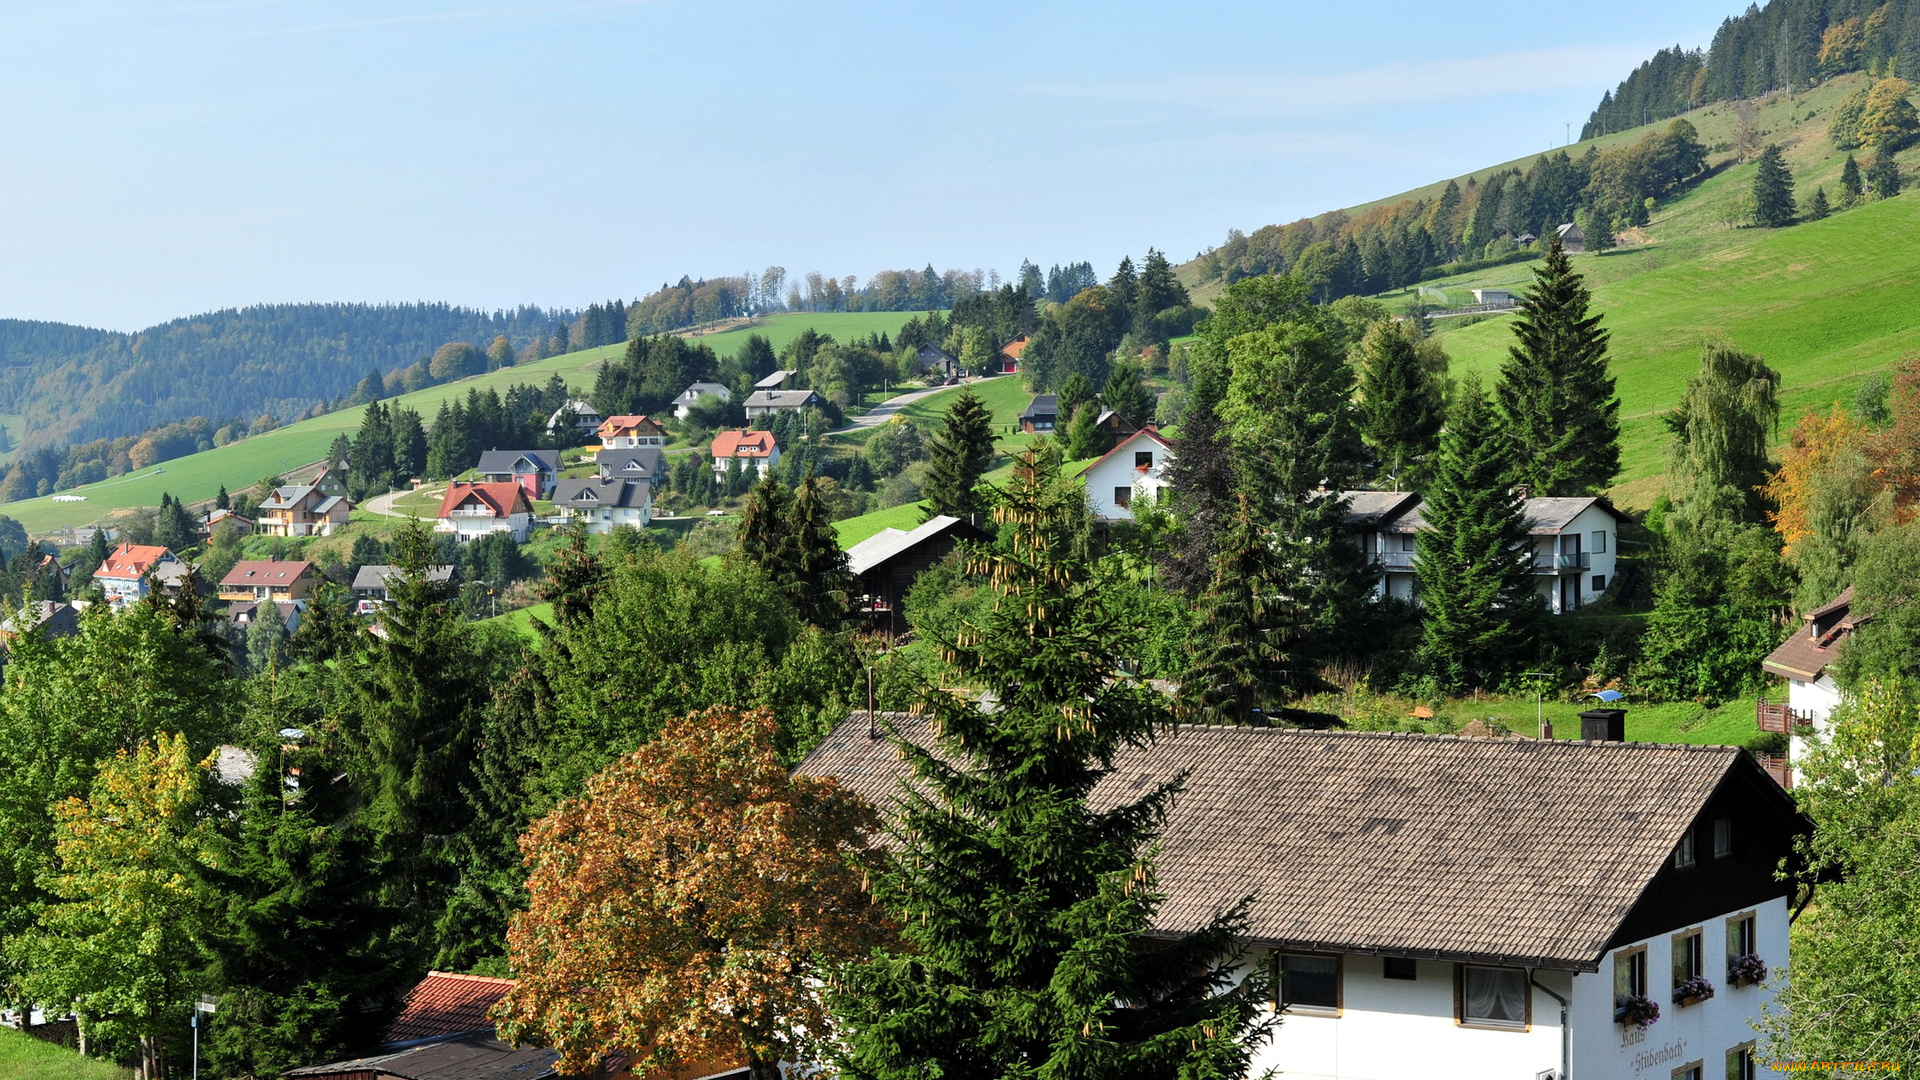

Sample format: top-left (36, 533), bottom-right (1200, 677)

top-left (1464, 967), bottom-right (1527, 1022)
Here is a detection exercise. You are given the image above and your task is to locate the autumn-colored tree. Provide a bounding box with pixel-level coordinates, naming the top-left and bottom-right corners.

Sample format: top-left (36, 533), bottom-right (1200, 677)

top-left (1765, 405), bottom-right (1870, 562)
top-left (497, 707), bottom-right (887, 1080)
top-left (15, 733), bottom-right (215, 1078)
top-left (1764, 405), bottom-right (1877, 608)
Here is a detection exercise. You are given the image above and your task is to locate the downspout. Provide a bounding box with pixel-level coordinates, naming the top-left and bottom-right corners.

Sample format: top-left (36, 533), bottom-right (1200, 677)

top-left (1530, 969), bottom-right (1571, 1080)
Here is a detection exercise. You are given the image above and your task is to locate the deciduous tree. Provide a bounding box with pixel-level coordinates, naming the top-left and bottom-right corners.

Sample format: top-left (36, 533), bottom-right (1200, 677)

top-left (498, 707), bottom-right (886, 1080)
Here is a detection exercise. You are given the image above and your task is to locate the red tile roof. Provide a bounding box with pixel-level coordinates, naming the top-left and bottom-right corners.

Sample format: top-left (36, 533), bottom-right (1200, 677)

top-left (218, 560), bottom-right (313, 588)
top-left (596, 414), bottom-right (665, 440)
top-left (711, 429), bottom-right (778, 459)
top-left (385, 971), bottom-right (516, 1044)
top-left (95, 543), bottom-right (175, 581)
top-left (438, 482), bottom-right (531, 519)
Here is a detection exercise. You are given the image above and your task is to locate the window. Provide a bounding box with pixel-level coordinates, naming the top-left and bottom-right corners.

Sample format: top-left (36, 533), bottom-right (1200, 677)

top-left (1112, 487), bottom-right (1133, 509)
top-left (1674, 1064), bottom-right (1704, 1080)
top-left (1276, 953), bottom-right (1340, 1014)
top-left (1673, 929), bottom-right (1704, 993)
top-left (1593, 574), bottom-right (1608, 592)
top-left (1726, 912), bottom-right (1756, 960)
top-left (1397, 533), bottom-right (1417, 552)
top-left (1726, 1044), bottom-right (1756, 1080)
top-left (1615, 947), bottom-right (1647, 999)
top-left (1674, 829), bottom-right (1696, 868)
top-left (1713, 817), bottom-right (1733, 858)
top-left (1458, 965), bottom-right (1528, 1028)
top-left (1593, 529), bottom-right (1608, 552)
top-left (1382, 957), bottom-right (1417, 981)
top-left (1134, 451), bottom-right (1154, 468)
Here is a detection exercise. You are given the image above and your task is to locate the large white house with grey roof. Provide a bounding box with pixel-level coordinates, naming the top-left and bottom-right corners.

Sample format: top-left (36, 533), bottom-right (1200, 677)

top-left (1344, 491), bottom-right (1624, 613)
top-left (801, 717), bottom-right (1809, 1080)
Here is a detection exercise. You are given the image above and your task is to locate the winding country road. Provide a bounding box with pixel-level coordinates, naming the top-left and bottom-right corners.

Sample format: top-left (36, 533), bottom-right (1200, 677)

top-left (830, 379), bottom-right (969, 434)
top-left (363, 486), bottom-right (439, 518)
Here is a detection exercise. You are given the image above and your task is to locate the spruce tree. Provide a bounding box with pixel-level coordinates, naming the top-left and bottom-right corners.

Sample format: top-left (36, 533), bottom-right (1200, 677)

top-left (1160, 346), bottom-right (1237, 595)
top-left (1494, 238), bottom-right (1620, 496)
top-left (785, 471), bottom-right (856, 629)
top-left (1751, 143), bottom-right (1797, 226)
top-left (1180, 494), bottom-right (1320, 723)
top-left (1807, 185), bottom-right (1832, 220)
top-left (1101, 360), bottom-right (1155, 427)
top-left (829, 449), bottom-right (1270, 1077)
top-left (738, 474), bottom-right (792, 570)
top-left (1057, 371), bottom-right (1095, 421)
top-left (921, 388), bottom-right (995, 521)
top-left (1064, 403), bottom-right (1105, 460)
top-left (1868, 152), bottom-right (1902, 199)
top-left (1355, 320), bottom-right (1443, 487)
top-left (1415, 377), bottom-right (1540, 690)
top-left (216, 485), bottom-right (230, 511)
top-left (1842, 154), bottom-right (1865, 201)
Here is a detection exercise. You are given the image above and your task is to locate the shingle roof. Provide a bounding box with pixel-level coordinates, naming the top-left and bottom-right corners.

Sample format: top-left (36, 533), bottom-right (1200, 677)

top-left (95, 544), bottom-right (175, 581)
top-left (286, 1033), bottom-right (558, 1080)
top-left (754, 369), bottom-right (797, 389)
top-left (437, 482), bottom-right (530, 519)
top-left (595, 447), bottom-right (663, 480)
top-left (385, 971), bottom-right (516, 1044)
top-left (711, 429), bottom-right (778, 459)
top-left (475, 449), bottom-right (559, 476)
top-left (552, 476), bottom-right (650, 509)
top-left (1376, 495), bottom-right (1618, 534)
top-left (352, 564), bottom-right (454, 591)
top-left (219, 559), bottom-right (312, 588)
top-left (1763, 587), bottom-right (1863, 681)
top-left (744, 389), bottom-right (822, 409)
top-left (1339, 490), bottom-right (1420, 527)
top-left (676, 381), bottom-right (732, 402)
top-left (259, 484), bottom-right (318, 511)
top-left (595, 414), bottom-right (665, 440)
top-left (1021, 394), bottom-right (1058, 420)
top-left (798, 717), bottom-right (1771, 971)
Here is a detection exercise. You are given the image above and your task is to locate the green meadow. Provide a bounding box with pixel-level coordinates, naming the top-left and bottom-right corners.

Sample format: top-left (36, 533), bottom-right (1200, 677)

top-left (0, 1029), bottom-right (129, 1080)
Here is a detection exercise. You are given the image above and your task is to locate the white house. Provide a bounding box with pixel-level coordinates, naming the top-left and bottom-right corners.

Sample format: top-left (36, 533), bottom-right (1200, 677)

top-left (550, 477), bottom-right (652, 534)
top-left (672, 381), bottom-right (733, 420)
top-left (801, 719), bottom-right (1810, 1080)
top-left (92, 543), bottom-right (185, 609)
top-left (1757, 587), bottom-right (1858, 787)
top-left (1349, 492), bottom-right (1623, 614)
top-left (1083, 428), bottom-right (1174, 520)
top-left (544, 400), bottom-right (603, 439)
top-left (435, 482), bottom-right (533, 543)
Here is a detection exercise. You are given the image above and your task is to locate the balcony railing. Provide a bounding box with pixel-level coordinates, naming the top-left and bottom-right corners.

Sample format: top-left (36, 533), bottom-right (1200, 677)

top-left (1532, 553), bottom-right (1591, 570)
top-left (1756, 700), bottom-right (1812, 734)
top-left (1756, 753), bottom-right (1794, 789)
top-left (1377, 551), bottom-right (1415, 569)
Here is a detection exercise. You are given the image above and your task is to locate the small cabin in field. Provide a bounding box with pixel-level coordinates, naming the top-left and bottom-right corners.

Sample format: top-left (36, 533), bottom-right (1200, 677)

top-left (1556, 222), bottom-right (1586, 252)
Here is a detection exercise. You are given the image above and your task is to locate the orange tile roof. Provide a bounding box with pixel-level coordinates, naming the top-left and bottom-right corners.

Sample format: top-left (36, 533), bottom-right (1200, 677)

top-left (711, 429), bottom-right (778, 459)
top-left (95, 543), bottom-right (174, 581)
top-left (596, 414), bottom-right (665, 439)
top-left (438, 482), bottom-right (531, 519)
top-left (385, 971), bottom-right (516, 1044)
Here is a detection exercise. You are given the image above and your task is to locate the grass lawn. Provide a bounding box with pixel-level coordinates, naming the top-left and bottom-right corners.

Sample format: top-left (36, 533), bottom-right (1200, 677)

top-left (489, 601), bottom-right (555, 642)
top-left (0, 1029), bottom-right (130, 1080)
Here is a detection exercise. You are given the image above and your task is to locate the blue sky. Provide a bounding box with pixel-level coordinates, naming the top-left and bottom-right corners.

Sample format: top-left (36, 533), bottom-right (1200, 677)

top-left (1, 0), bottom-right (1737, 331)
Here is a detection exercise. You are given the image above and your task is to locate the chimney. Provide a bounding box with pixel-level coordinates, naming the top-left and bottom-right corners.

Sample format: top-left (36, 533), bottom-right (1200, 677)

top-left (1578, 708), bottom-right (1627, 742)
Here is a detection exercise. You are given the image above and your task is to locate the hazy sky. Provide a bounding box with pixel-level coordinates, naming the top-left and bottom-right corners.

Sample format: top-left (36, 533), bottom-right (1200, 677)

top-left (2, 0), bottom-right (1737, 331)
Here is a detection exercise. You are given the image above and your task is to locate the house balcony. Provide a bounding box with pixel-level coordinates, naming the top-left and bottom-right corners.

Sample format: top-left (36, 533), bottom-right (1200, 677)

top-left (1533, 553), bottom-right (1591, 572)
top-left (1377, 551), bottom-right (1416, 570)
top-left (1756, 700), bottom-right (1812, 734)
top-left (1756, 753), bottom-right (1794, 789)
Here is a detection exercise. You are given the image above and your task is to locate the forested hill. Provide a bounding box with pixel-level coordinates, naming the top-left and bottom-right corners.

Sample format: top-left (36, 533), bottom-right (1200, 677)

top-left (1585, 0), bottom-right (1920, 137)
top-left (0, 302), bottom-right (571, 448)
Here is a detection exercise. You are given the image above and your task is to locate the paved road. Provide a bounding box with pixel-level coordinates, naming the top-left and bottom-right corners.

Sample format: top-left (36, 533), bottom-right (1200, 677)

top-left (363, 486), bottom-right (440, 518)
top-left (830, 380), bottom-right (971, 433)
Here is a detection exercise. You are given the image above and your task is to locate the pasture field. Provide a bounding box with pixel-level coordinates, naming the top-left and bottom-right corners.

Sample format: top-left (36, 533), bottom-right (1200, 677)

top-left (0, 1028), bottom-right (130, 1080)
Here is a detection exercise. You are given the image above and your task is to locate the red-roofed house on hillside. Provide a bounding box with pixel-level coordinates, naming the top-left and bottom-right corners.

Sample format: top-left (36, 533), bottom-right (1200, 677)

top-left (94, 543), bottom-right (185, 608)
top-left (217, 559), bottom-right (317, 604)
top-left (437, 482), bottom-right (534, 543)
top-left (710, 429), bottom-right (781, 479)
top-left (597, 414), bottom-right (668, 449)
top-left (1758, 587), bottom-right (1862, 788)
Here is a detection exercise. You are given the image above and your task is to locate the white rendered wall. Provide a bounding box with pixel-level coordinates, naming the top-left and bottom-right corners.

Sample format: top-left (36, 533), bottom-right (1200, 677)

top-left (1787, 675), bottom-right (1843, 779)
top-left (1246, 952), bottom-right (1566, 1080)
top-left (1084, 434), bottom-right (1171, 520)
top-left (1568, 896), bottom-right (1788, 1080)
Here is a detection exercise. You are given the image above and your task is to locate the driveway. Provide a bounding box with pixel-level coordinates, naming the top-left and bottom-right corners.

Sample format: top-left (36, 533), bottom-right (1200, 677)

top-left (363, 487), bottom-right (440, 518)
top-left (832, 380), bottom-right (968, 434)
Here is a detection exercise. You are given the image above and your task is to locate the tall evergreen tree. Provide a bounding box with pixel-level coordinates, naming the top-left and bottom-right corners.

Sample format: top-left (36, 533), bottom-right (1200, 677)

top-left (1064, 404), bottom-right (1104, 460)
top-left (1355, 320), bottom-right (1444, 487)
top-left (738, 475), bottom-right (792, 572)
top-left (1415, 377), bottom-right (1540, 689)
top-left (1841, 154), bottom-right (1865, 201)
top-left (349, 400), bottom-right (395, 497)
top-left (215, 485), bottom-right (230, 511)
top-left (1100, 360), bottom-right (1155, 428)
top-left (1057, 371), bottom-right (1095, 423)
top-left (785, 472), bottom-right (857, 629)
top-left (1160, 346), bottom-right (1238, 595)
top-left (1494, 238), bottom-right (1620, 496)
top-left (1106, 255), bottom-right (1138, 328)
top-left (1806, 185), bottom-right (1832, 220)
top-left (1867, 151), bottom-right (1903, 199)
top-left (1131, 247), bottom-right (1190, 341)
top-left (921, 388), bottom-right (995, 521)
top-left (1180, 494), bottom-right (1320, 723)
top-left (829, 448), bottom-right (1270, 1077)
top-left (390, 407), bottom-right (428, 480)
top-left (1751, 143), bottom-right (1797, 226)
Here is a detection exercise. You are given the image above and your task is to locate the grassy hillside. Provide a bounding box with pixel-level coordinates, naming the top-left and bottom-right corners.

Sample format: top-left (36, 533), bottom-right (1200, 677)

top-left (4, 311), bottom-right (923, 537)
top-left (0, 1028), bottom-right (129, 1080)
